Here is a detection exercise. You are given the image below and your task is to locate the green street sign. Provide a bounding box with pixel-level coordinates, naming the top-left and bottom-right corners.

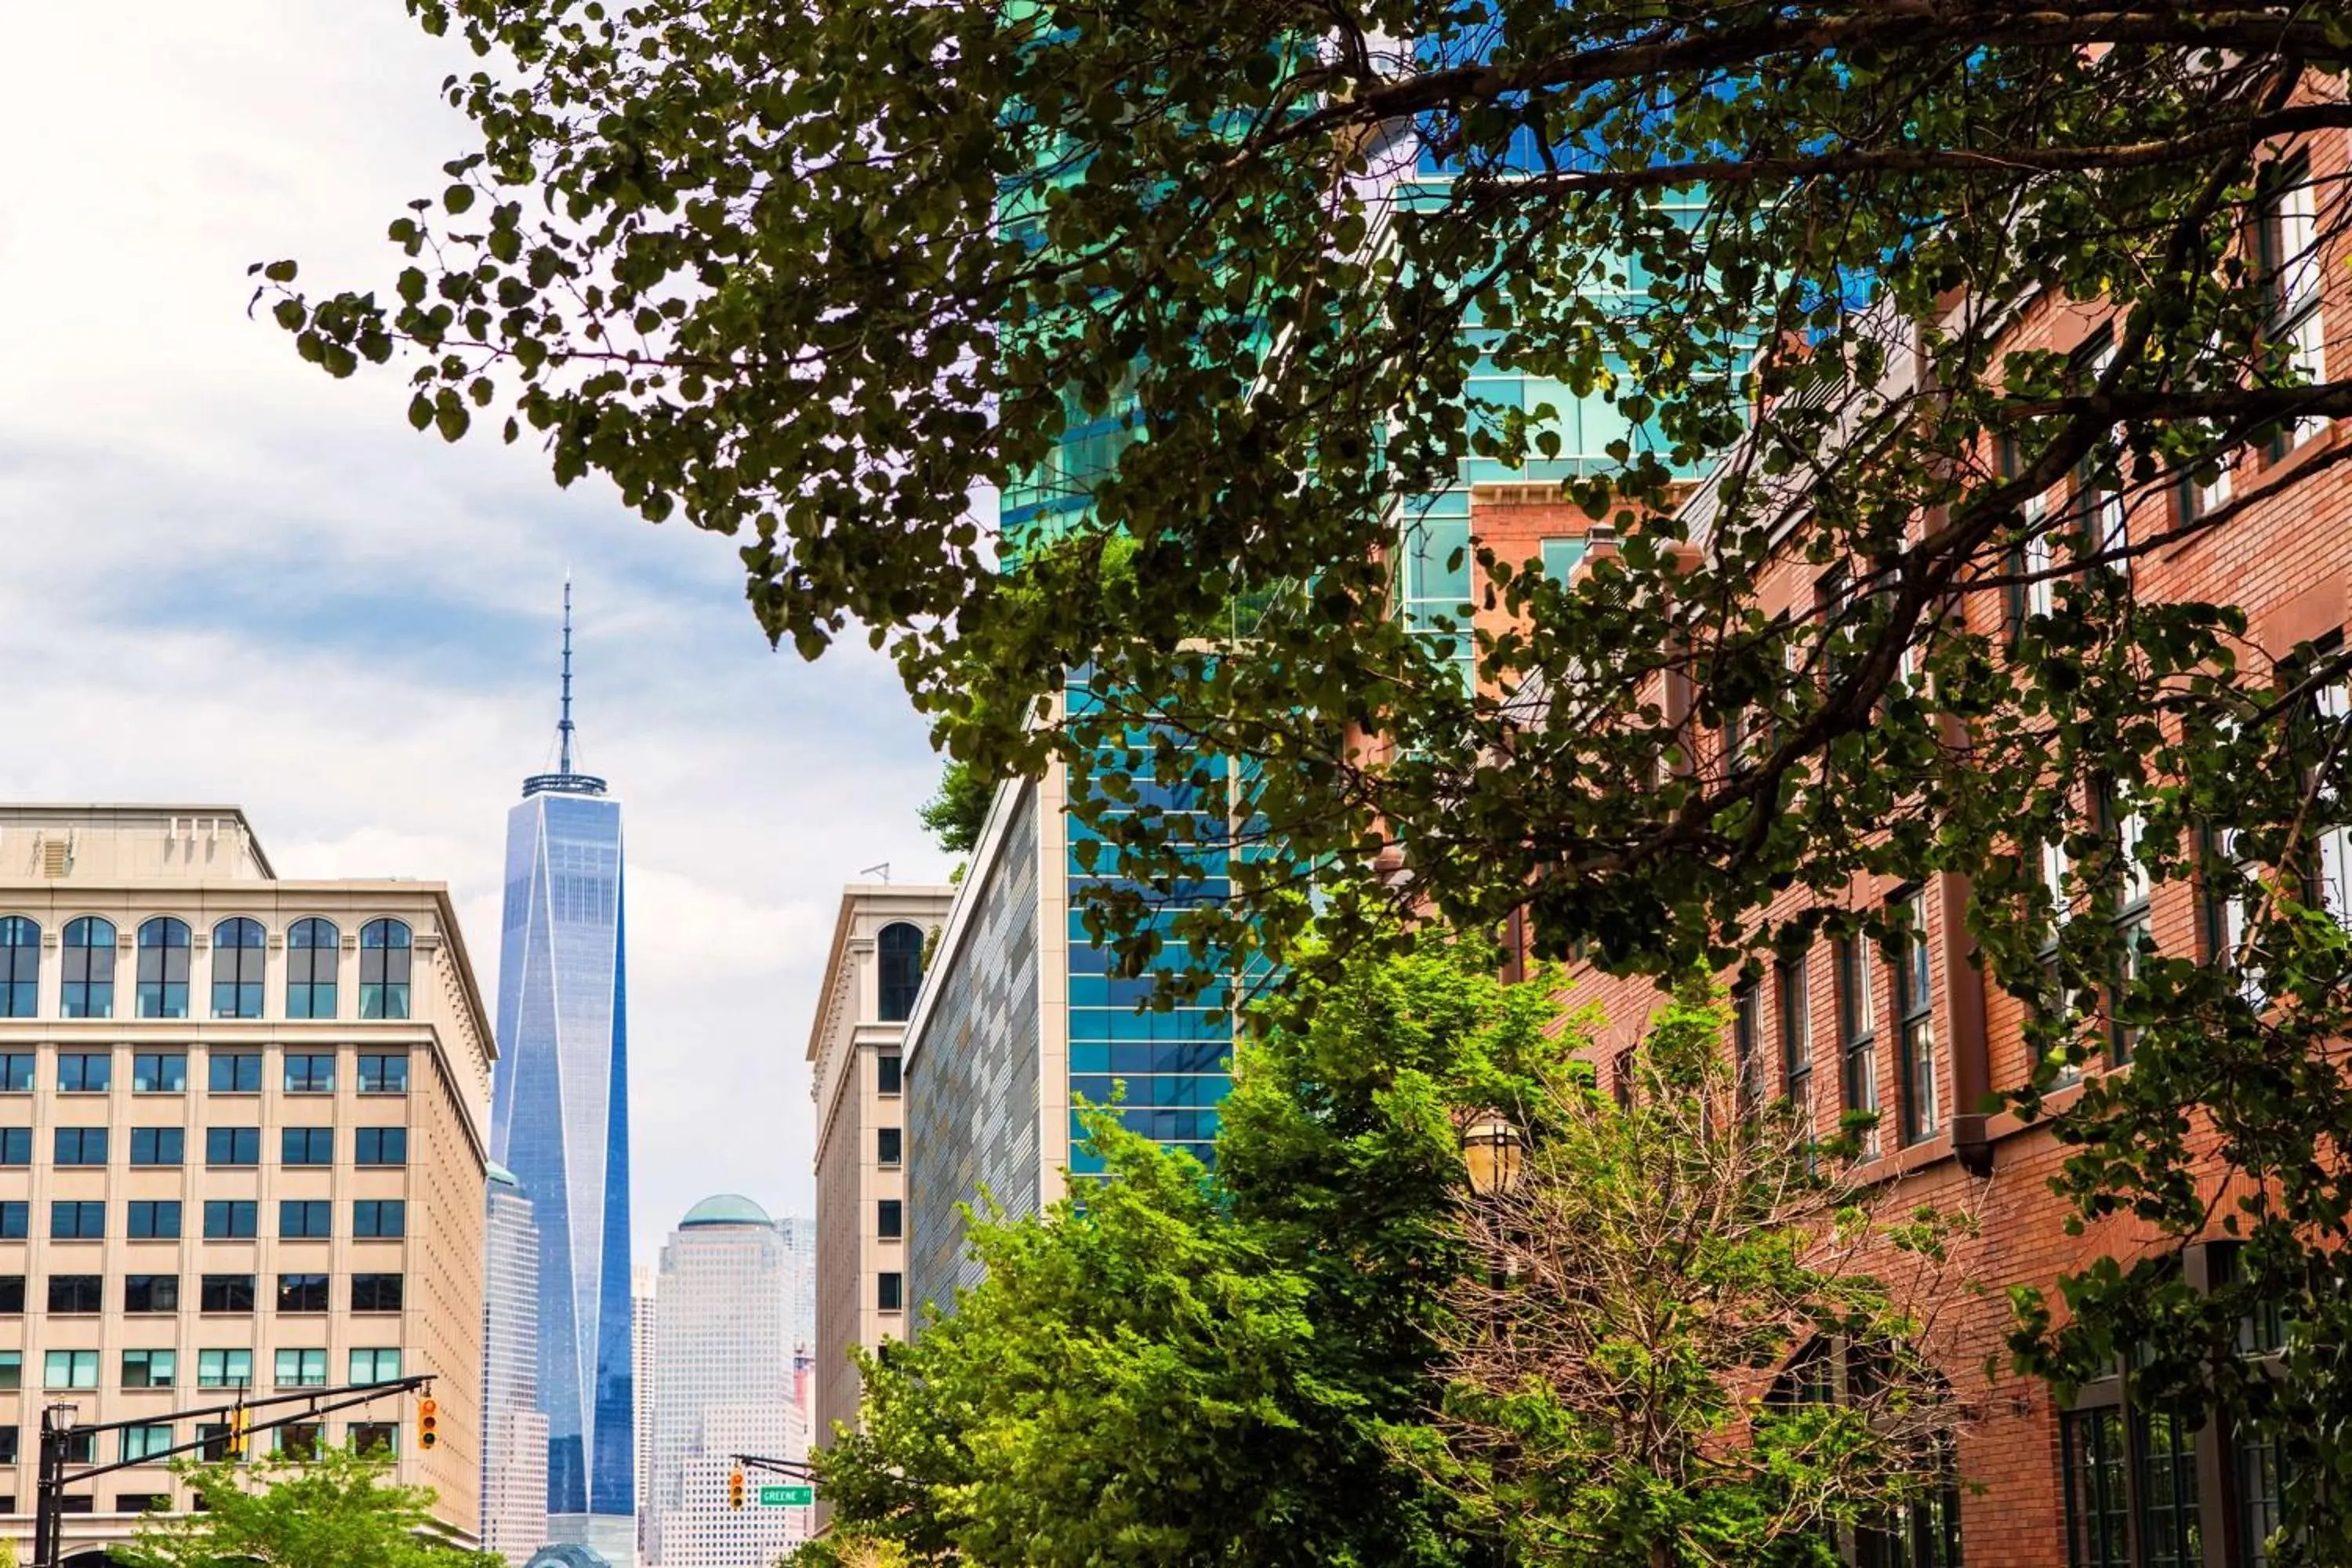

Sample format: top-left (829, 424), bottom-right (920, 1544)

top-left (760, 1484), bottom-right (815, 1507)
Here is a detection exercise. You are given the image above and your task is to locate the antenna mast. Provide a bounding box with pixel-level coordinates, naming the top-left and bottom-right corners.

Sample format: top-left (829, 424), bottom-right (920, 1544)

top-left (559, 575), bottom-right (576, 777)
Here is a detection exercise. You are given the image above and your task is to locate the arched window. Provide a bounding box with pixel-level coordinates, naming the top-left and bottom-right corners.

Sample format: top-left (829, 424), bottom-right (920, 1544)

top-left (360, 920), bottom-right (412, 1020)
top-left (1765, 1338), bottom-right (1962, 1566)
top-left (61, 917), bottom-right (115, 1019)
top-left (0, 917), bottom-right (38, 1018)
top-left (877, 922), bottom-right (926, 1022)
top-left (286, 918), bottom-right (340, 1019)
top-left (136, 917), bottom-right (192, 1019)
top-left (212, 918), bottom-right (267, 1019)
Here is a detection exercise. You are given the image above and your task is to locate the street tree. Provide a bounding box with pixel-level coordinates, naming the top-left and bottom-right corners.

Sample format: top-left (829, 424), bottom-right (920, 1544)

top-left (118, 1448), bottom-right (493, 1568)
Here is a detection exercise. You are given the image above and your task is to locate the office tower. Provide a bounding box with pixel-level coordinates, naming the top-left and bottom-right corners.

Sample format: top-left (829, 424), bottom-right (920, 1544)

top-left (632, 1265), bottom-right (655, 1561)
top-left (769, 1217), bottom-right (815, 1425)
top-left (484, 1167), bottom-right (551, 1563)
top-left (0, 804), bottom-right (495, 1558)
top-left (804, 881), bottom-right (951, 1454)
top-left (648, 1198), bottom-right (808, 1567)
top-left (490, 587), bottom-right (634, 1564)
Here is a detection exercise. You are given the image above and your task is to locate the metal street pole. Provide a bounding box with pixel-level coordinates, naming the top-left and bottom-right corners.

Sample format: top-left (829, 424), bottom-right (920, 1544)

top-left (33, 1402), bottom-right (69, 1568)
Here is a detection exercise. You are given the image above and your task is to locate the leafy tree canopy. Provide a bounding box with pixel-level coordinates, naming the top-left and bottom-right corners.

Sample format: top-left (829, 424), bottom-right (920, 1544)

top-left (118, 1449), bottom-right (493, 1568)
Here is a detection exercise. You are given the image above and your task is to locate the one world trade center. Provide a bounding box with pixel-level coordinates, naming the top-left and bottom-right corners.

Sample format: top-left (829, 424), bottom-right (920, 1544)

top-left (490, 585), bottom-right (633, 1563)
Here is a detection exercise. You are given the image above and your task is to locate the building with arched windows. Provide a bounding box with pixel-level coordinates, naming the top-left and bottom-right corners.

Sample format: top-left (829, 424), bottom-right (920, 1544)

top-left (0, 804), bottom-right (497, 1559)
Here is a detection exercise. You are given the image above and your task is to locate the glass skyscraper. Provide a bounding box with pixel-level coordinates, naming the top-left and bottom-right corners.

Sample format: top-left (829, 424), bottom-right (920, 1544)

top-left (489, 590), bottom-right (634, 1561)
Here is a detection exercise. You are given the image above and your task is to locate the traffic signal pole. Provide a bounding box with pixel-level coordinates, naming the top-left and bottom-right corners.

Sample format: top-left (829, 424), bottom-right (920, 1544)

top-left (726, 1452), bottom-right (815, 1509)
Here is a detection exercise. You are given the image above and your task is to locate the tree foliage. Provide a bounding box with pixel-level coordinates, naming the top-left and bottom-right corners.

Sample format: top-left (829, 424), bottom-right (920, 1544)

top-left (119, 1449), bottom-right (492, 1568)
top-left (919, 759), bottom-right (993, 856)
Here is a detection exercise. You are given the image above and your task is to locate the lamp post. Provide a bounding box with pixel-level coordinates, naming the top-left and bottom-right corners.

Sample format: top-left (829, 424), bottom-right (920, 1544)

top-left (1460, 1110), bottom-right (1525, 1197)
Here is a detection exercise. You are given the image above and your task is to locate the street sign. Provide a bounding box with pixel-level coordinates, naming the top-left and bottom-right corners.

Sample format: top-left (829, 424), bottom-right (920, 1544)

top-left (759, 1484), bottom-right (814, 1507)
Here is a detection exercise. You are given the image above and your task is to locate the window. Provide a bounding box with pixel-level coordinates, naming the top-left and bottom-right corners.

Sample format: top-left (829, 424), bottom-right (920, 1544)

top-left (121, 1425), bottom-right (173, 1464)
top-left (1539, 535), bottom-right (1588, 583)
top-left (45, 1350), bottom-right (100, 1390)
top-left (351, 1273), bottom-right (404, 1312)
top-left (1731, 981), bottom-right (1763, 1115)
top-left (349, 1347), bottom-right (401, 1385)
top-left (281, 1127), bottom-right (334, 1167)
top-left (354, 1127), bottom-right (408, 1167)
top-left (359, 920), bottom-right (412, 1019)
top-left (211, 916), bottom-right (266, 1018)
top-left (877, 922), bottom-right (925, 1022)
top-left (2262, 155), bottom-right (2327, 450)
top-left (123, 1349), bottom-right (176, 1388)
top-left (358, 1053), bottom-right (409, 1094)
top-left (125, 1276), bottom-right (180, 1313)
top-left (276, 1274), bottom-right (329, 1313)
top-left (877, 1199), bottom-right (903, 1240)
top-left (877, 1272), bottom-right (904, 1311)
top-left (0, 1127), bottom-right (27, 1164)
top-left (1777, 956), bottom-right (1813, 1130)
top-left (0, 1203), bottom-right (24, 1238)
top-left (877, 1127), bottom-right (903, 1167)
top-left (137, 916), bottom-right (193, 1018)
top-left (352, 1200), bottom-right (405, 1239)
top-left (283, 1053), bottom-right (336, 1094)
top-left (54, 1127), bottom-right (108, 1165)
top-left (118, 1493), bottom-right (171, 1514)
top-left (1893, 889), bottom-right (1941, 1144)
top-left (2073, 331), bottom-right (2129, 580)
top-left (196, 1348), bottom-right (253, 1388)
top-left (206, 1127), bottom-right (260, 1167)
top-left (0, 1353), bottom-right (16, 1390)
top-left (349, 1422), bottom-right (397, 1457)
top-left (280, 1200), bottom-right (332, 1239)
top-left (57, 1051), bottom-right (111, 1093)
top-left (876, 1053), bottom-right (902, 1096)
top-left (199, 1276), bottom-right (256, 1316)
top-left (0, 1054), bottom-right (29, 1092)
top-left (203, 1200), bottom-right (258, 1240)
top-left (1837, 936), bottom-right (1881, 1156)
top-left (2109, 793), bottom-right (2154, 1068)
top-left (0, 1276), bottom-right (21, 1314)
top-left (131, 1127), bottom-right (185, 1166)
top-left (1770, 1338), bottom-right (1962, 1566)
top-left (285, 918), bottom-right (339, 1019)
top-left (208, 1052), bottom-right (261, 1093)
top-left (196, 1424), bottom-right (234, 1463)
top-left (133, 1051), bottom-right (187, 1093)
top-left (52, 1200), bottom-right (106, 1240)
top-left (0, 916), bottom-right (37, 1018)
top-left (277, 1423), bottom-right (321, 1460)
top-left (277, 1348), bottom-right (328, 1388)
top-left (129, 1200), bottom-right (183, 1240)
top-left (2064, 1403), bottom-right (2207, 1568)
top-left (62, 916), bottom-right (116, 1018)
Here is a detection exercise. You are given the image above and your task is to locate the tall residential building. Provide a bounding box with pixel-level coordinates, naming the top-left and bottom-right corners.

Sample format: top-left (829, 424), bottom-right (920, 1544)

top-left (0, 805), bottom-right (496, 1557)
top-left (483, 1166), bottom-right (550, 1563)
top-left (805, 884), bottom-right (950, 1450)
top-left (489, 590), bottom-right (634, 1565)
top-left (631, 1265), bottom-right (655, 1562)
top-left (648, 1197), bottom-right (808, 1568)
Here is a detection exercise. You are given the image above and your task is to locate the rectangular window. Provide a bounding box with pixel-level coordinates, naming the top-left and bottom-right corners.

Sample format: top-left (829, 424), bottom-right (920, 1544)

top-left (206, 1127), bottom-right (260, 1167)
top-left (2136, 1407), bottom-right (2203, 1568)
top-left (120, 1425), bottom-right (173, 1464)
top-left (0, 1276), bottom-right (22, 1314)
top-left (0, 1127), bottom-right (27, 1166)
top-left (1893, 888), bottom-right (1941, 1144)
top-left (195, 1424), bottom-right (232, 1463)
top-left (877, 1272), bottom-right (904, 1311)
top-left (54, 1127), bottom-right (109, 1166)
top-left (203, 1200), bottom-right (258, 1239)
top-left (207, 1052), bottom-right (262, 1094)
top-left (122, 1349), bottom-right (176, 1389)
top-left (349, 1422), bottom-right (397, 1457)
top-left (2110, 789), bottom-right (2154, 1067)
top-left (349, 1347), bottom-right (402, 1385)
top-left (283, 1054), bottom-right (336, 1094)
top-left (57, 1053), bottom-right (112, 1094)
top-left (1539, 536), bottom-right (1588, 582)
top-left (201, 1276), bottom-right (257, 1315)
top-left (2063, 1407), bottom-right (2129, 1568)
top-left (877, 1199), bottom-right (904, 1240)
top-left (1777, 956), bottom-right (1813, 1130)
top-left (278, 1424), bottom-right (321, 1461)
top-left (2239, 1429), bottom-right (2290, 1567)
top-left (1731, 982), bottom-right (1763, 1115)
top-left (0, 1202), bottom-right (25, 1240)
top-left (278, 1348), bottom-right (329, 1388)
top-left (131, 1127), bottom-right (185, 1166)
top-left (0, 1353), bottom-right (16, 1390)
top-left (2262, 155), bottom-right (2327, 450)
top-left (0, 1054), bottom-right (31, 1092)
top-left (351, 1273), bottom-right (404, 1312)
top-left (276, 1273), bottom-right (329, 1313)
top-left (49, 1275), bottom-right (103, 1314)
top-left (280, 1200), bottom-right (332, 1239)
top-left (352, 1200), bottom-right (405, 1239)
top-left (357, 1054), bottom-right (408, 1094)
top-left (44, 1350), bottom-right (100, 1390)
top-left (51, 1200), bottom-right (106, 1240)
top-left (129, 1200), bottom-right (183, 1240)
top-left (281, 1127), bottom-right (334, 1167)
top-left (132, 1052), bottom-right (187, 1093)
top-left (877, 1054), bottom-right (903, 1095)
top-left (125, 1276), bottom-right (180, 1314)
top-left (196, 1348), bottom-right (254, 1388)
top-left (354, 1127), bottom-right (408, 1167)
top-left (877, 1127), bottom-right (903, 1167)
top-left (1836, 936), bottom-right (1881, 1156)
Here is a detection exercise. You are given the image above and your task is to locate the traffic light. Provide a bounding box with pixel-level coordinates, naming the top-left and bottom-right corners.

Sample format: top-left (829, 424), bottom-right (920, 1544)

top-left (225, 1406), bottom-right (249, 1461)
top-left (417, 1398), bottom-right (440, 1450)
top-left (728, 1469), bottom-right (746, 1509)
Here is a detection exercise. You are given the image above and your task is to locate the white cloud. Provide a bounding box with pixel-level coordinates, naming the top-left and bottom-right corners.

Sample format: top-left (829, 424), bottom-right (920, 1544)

top-left (0, 3), bottom-right (955, 1251)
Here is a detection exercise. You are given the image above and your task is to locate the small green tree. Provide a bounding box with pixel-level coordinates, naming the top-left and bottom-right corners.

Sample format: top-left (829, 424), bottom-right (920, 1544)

top-left (118, 1447), bottom-right (493, 1568)
top-left (916, 760), bottom-right (993, 856)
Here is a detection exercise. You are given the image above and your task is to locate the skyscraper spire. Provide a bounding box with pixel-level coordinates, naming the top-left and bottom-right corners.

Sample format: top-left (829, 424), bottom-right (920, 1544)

top-left (523, 578), bottom-right (608, 798)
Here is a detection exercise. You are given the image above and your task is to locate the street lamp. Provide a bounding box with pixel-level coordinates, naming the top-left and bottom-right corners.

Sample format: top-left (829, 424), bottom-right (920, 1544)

top-left (1460, 1111), bottom-right (1525, 1196)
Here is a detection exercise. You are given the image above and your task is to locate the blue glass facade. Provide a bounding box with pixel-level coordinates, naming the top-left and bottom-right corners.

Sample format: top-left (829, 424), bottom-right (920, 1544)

top-left (490, 783), bottom-right (633, 1528)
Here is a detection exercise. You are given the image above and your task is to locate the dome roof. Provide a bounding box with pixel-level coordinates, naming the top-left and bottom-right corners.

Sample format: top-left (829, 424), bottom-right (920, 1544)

top-left (681, 1193), bottom-right (773, 1229)
top-left (524, 1547), bottom-right (612, 1568)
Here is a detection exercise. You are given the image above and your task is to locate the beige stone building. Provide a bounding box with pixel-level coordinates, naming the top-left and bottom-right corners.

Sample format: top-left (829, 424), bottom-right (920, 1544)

top-left (804, 884), bottom-right (949, 1464)
top-left (0, 805), bottom-right (495, 1555)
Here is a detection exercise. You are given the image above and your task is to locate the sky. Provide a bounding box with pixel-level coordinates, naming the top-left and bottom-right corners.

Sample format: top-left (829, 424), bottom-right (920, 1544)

top-left (0, 5), bottom-right (956, 1258)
